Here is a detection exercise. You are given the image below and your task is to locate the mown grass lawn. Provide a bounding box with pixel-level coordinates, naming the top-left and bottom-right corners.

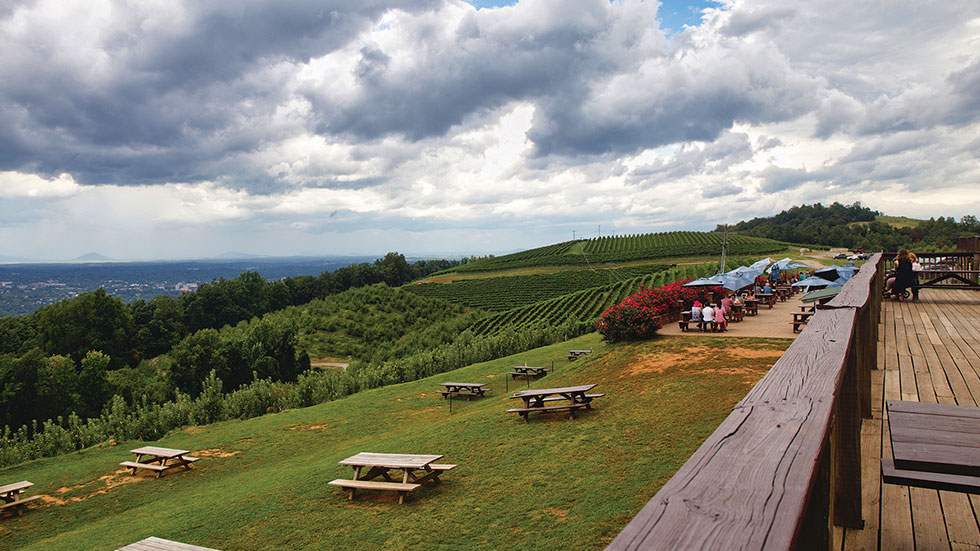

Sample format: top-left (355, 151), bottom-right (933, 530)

top-left (1, 333), bottom-right (791, 551)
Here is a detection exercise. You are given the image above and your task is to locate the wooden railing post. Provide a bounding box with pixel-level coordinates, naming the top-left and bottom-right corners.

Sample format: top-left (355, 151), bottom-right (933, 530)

top-left (833, 336), bottom-right (865, 529)
top-left (798, 438), bottom-right (832, 550)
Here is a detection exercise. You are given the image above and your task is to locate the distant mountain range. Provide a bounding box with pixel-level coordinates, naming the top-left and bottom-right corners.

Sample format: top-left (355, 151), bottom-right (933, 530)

top-left (71, 252), bottom-right (112, 262)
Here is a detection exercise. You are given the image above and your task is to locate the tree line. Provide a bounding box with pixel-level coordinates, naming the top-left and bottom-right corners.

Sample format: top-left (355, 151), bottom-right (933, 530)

top-left (0, 253), bottom-right (460, 432)
top-left (718, 202), bottom-right (980, 251)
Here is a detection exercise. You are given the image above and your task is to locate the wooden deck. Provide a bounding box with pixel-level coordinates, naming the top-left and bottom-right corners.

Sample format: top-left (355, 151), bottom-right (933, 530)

top-left (843, 289), bottom-right (980, 551)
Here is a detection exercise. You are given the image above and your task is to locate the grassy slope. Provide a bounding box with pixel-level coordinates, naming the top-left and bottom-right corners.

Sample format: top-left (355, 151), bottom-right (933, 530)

top-left (2, 333), bottom-right (791, 551)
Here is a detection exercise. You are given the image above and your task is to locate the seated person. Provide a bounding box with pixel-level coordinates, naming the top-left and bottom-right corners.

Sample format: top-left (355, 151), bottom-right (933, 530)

top-left (721, 294), bottom-right (734, 313)
top-left (691, 301), bottom-right (703, 330)
top-left (762, 283), bottom-right (773, 294)
top-left (715, 304), bottom-right (728, 331)
top-left (701, 303), bottom-right (715, 331)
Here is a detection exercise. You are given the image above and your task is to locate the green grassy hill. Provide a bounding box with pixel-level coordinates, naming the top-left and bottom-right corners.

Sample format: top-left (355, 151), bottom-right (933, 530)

top-left (1, 333), bottom-right (790, 551)
top-left (446, 231), bottom-right (787, 273)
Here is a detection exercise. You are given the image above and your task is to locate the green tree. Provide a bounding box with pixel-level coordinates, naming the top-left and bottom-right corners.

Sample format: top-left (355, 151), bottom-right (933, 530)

top-left (78, 350), bottom-right (111, 418)
top-left (34, 288), bottom-right (135, 369)
top-left (37, 354), bottom-right (80, 421)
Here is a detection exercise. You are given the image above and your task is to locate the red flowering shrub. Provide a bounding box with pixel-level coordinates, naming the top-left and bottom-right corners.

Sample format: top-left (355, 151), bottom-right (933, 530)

top-left (595, 279), bottom-right (719, 342)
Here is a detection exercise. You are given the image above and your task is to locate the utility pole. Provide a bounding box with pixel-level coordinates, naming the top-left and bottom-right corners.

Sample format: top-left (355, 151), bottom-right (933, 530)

top-left (720, 224), bottom-right (728, 274)
top-left (572, 230), bottom-right (576, 240)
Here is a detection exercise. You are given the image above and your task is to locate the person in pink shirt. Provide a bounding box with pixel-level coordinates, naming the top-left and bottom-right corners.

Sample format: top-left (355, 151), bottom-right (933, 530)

top-left (715, 303), bottom-right (728, 332)
top-left (721, 293), bottom-right (733, 314)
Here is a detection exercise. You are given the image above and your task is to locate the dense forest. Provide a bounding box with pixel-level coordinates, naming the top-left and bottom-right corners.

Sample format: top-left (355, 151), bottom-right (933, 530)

top-left (0, 253), bottom-right (460, 432)
top-left (718, 202), bottom-right (980, 251)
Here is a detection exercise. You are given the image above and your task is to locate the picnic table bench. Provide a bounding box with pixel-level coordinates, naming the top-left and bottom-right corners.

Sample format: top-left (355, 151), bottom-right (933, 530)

top-left (679, 311), bottom-right (692, 331)
top-left (775, 287), bottom-right (792, 301)
top-left (121, 446), bottom-right (199, 478)
top-left (115, 536), bottom-right (220, 550)
top-left (509, 365), bottom-right (549, 379)
top-left (0, 481), bottom-right (39, 517)
top-left (437, 382), bottom-right (488, 399)
top-left (567, 349), bottom-right (593, 360)
top-left (507, 384), bottom-right (602, 422)
top-left (792, 311), bottom-right (814, 333)
top-left (742, 298), bottom-right (759, 315)
top-left (329, 452), bottom-right (456, 504)
top-left (882, 400), bottom-right (980, 494)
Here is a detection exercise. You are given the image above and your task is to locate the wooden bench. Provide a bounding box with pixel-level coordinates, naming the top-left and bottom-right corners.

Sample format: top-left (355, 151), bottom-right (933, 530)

top-left (509, 367), bottom-right (549, 379)
top-left (0, 495), bottom-right (40, 517)
top-left (436, 390), bottom-right (488, 400)
top-left (792, 311), bottom-right (814, 333)
top-left (540, 393), bottom-right (605, 404)
top-left (120, 455), bottom-right (199, 477)
top-left (507, 402), bottom-right (590, 422)
top-left (881, 459), bottom-right (980, 494)
top-left (328, 479), bottom-right (422, 504)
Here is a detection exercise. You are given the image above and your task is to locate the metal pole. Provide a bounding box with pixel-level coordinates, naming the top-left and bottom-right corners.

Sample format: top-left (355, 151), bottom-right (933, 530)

top-left (449, 393), bottom-right (453, 414)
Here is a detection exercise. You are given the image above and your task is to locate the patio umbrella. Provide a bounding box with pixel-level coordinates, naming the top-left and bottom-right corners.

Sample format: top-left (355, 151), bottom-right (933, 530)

top-left (719, 272), bottom-right (756, 291)
top-left (813, 267), bottom-right (842, 281)
top-left (683, 275), bottom-right (727, 287)
top-left (792, 276), bottom-right (836, 291)
top-left (768, 257), bottom-right (809, 273)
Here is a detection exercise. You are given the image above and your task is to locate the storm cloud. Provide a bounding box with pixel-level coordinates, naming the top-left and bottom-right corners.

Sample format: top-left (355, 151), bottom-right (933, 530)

top-left (0, 0), bottom-right (978, 260)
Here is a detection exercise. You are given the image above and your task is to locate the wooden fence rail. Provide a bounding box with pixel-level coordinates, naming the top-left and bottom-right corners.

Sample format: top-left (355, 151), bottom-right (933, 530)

top-left (606, 253), bottom-right (884, 550)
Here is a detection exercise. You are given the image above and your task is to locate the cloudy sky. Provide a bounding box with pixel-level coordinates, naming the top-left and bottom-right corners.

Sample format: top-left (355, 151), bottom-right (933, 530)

top-left (1, 0), bottom-right (978, 260)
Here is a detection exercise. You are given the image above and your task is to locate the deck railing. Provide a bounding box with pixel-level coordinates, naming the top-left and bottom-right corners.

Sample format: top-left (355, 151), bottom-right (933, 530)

top-left (606, 253), bottom-right (884, 551)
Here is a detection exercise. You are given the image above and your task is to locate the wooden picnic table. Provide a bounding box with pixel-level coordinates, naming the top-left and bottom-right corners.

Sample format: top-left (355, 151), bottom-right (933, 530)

top-left (438, 382), bottom-right (488, 399)
top-left (115, 536), bottom-right (219, 551)
top-left (775, 287), bottom-right (791, 301)
top-left (509, 366), bottom-right (549, 379)
top-left (792, 311), bottom-right (814, 333)
top-left (757, 293), bottom-right (776, 308)
top-left (882, 400), bottom-right (980, 494)
top-left (329, 452), bottom-right (456, 504)
top-left (0, 480), bottom-right (39, 517)
top-left (567, 349), bottom-right (593, 360)
top-left (742, 298), bottom-right (759, 315)
top-left (507, 384), bottom-right (604, 422)
top-left (121, 446), bottom-right (199, 478)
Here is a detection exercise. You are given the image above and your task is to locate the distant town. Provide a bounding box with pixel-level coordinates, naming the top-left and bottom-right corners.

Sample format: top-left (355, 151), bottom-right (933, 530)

top-left (0, 256), bottom-right (375, 316)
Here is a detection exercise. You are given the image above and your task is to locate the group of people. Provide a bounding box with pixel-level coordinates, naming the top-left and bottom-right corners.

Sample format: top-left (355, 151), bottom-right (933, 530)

top-left (689, 293), bottom-right (736, 332)
top-left (885, 249), bottom-right (920, 301)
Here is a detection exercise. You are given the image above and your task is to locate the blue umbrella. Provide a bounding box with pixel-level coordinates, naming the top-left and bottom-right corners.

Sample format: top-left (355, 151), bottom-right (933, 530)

top-left (683, 275), bottom-right (727, 287)
top-left (768, 257), bottom-right (809, 273)
top-left (719, 272), bottom-right (756, 291)
top-left (792, 276), bottom-right (836, 291)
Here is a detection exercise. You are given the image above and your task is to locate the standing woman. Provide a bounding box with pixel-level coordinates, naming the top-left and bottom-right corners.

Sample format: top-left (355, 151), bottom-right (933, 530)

top-left (893, 249), bottom-right (915, 300)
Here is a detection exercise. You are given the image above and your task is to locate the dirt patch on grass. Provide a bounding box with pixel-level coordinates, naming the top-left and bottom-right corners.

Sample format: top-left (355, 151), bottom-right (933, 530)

top-left (413, 407), bottom-right (442, 415)
top-left (626, 346), bottom-right (713, 376)
top-left (38, 470), bottom-right (146, 507)
top-left (183, 426), bottom-right (206, 434)
top-left (726, 348), bottom-right (785, 360)
top-left (540, 507), bottom-right (571, 522)
top-left (288, 424), bottom-right (331, 432)
top-left (625, 345), bottom-right (783, 378)
top-left (196, 448), bottom-right (242, 458)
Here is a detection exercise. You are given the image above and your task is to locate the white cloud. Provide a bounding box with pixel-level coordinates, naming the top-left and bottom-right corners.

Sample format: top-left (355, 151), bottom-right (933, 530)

top-left (0, 0), bottom-right (978, 259)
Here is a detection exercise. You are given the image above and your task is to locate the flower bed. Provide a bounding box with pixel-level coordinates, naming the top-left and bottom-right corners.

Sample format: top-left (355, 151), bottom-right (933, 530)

top-left (595, 279), bottom-right (719, 342)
